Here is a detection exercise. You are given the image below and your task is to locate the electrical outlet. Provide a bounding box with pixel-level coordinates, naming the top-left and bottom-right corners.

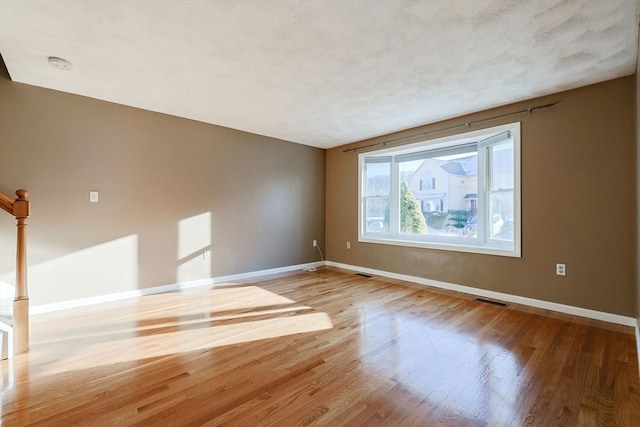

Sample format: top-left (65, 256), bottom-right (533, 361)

top-left (556, 263), bottom-right (566, 276)
top-left (203, 250), bottom-right (211, 259)
top-left (89, 191), bottom-right (99, 203)
top-left (313, 240), bottom-right (317, 247)
top-left (346, 241), bottom-right (351, 249)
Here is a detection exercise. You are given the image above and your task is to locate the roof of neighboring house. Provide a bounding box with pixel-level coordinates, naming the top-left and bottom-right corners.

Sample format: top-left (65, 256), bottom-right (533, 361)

top-left (440, 161), bottom-right (467, 176)
top-left (464, 193), bottom-right (478, 199)
top-left (440, 156), bottom-right (477, 176)
top-left (460, 157), bottom-right (478, 176)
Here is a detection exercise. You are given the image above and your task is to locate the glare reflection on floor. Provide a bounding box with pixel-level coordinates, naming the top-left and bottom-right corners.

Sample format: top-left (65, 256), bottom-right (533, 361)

top-left (358, 306), bottom-right (521, 421)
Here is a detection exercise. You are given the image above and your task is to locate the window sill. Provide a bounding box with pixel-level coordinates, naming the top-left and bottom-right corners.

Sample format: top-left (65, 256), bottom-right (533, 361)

top-left (358, 236), bottom-right (521, 258)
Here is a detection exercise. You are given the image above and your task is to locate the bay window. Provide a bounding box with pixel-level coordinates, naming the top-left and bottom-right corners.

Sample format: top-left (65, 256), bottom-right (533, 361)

top-left (359, 122), bottom-right (520, 257)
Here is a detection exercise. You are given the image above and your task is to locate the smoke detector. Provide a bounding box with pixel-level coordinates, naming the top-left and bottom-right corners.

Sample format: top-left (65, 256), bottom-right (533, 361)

top-left (48, 56), bottom-right (72, 71)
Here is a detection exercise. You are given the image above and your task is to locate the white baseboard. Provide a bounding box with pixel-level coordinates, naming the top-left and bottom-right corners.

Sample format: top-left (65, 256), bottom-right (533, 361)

top-left (31, 261), bottom-right (324, 315)
top-left (25, 259), bottom-right (638, 329)
top-left (325, 261), bottom-right (637, 327)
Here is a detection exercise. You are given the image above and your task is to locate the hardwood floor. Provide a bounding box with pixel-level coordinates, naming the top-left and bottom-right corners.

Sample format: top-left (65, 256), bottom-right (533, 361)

top-left (2, 267), bottom-right (639, 426)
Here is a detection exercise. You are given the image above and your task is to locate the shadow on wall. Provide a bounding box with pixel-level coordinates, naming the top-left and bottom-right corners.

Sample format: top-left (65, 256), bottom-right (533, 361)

top-left (0, 211), bottom-right (221, 307)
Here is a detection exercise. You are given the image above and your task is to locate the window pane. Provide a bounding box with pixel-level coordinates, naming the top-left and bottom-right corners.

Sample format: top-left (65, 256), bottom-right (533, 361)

top-left (488, 190), bottom-right (514, 241)
top-left (402, 153), bottom-right (477, 238)
top-left (365, 197), bottom-right (389, 232)
top-left (490, 141), bottom-right (514, 190)
top-left (364, 161), bottom-right (390, 197)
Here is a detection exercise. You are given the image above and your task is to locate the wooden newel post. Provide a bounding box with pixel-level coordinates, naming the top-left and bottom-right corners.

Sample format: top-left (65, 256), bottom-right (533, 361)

top-left (13, 189), bottom-right (29, 354)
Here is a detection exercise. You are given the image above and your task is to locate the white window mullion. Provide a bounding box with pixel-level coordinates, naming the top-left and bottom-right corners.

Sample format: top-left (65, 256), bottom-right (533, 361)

top-left (513, 127), bottom-right (521, 256)
top-left (477, 144), bottom-right (489, 244)
top-left (389, 158), bottom-right (400, 237)
top-left (359, 158), bottom-right (366, 236)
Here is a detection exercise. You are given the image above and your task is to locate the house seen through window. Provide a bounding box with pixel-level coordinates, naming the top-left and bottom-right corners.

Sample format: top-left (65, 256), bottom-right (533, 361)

top-left (359, 122), bottom-right (520, 257)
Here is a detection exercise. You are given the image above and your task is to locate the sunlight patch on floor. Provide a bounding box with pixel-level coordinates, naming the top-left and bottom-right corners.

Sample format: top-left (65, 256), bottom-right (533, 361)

top-left (35, 312), bottom-right (333, 376)
top-left (17, 286), bottom-right (332, 378)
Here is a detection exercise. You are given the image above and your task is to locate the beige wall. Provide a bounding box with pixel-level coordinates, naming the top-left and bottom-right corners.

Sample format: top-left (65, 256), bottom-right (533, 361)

top-left (0, 76), bottom-right (325, 306)
top-left (327, 76), bottom-right (636, 317)
top-left (0, 63), bottom-right (636, 319)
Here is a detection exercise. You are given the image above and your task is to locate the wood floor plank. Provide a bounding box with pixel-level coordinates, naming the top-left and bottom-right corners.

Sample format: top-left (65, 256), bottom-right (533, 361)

top-left (2, 266), bottom-right (639, 426)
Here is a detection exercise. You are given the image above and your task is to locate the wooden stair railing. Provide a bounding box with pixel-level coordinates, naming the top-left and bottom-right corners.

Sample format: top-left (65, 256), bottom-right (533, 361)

top-left (0, 189), bottom-right (30, 354)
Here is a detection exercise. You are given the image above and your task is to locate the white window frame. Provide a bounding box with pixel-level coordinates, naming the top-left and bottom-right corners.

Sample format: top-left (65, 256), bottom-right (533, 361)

top-left (358, 122), bottom-right (521, 258)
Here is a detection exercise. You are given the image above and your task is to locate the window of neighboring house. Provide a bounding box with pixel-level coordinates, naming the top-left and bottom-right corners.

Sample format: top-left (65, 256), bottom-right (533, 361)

top-left (359, 122), bottom-right (520, 257)
top-left (419, 178), bottom-right (436, 191)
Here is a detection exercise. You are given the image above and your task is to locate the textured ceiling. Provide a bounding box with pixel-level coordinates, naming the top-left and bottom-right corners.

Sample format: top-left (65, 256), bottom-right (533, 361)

top-left (0, 0), bottom-right (638, 149)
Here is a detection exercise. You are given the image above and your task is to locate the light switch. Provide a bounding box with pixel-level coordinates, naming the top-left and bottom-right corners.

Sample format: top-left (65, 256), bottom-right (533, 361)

top-left (90, 191), bottom-right (99, 203)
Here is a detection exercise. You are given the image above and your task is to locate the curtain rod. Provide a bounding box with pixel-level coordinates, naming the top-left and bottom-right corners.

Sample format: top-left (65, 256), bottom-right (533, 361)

top-left (342, 102), bottom-right (557, 153)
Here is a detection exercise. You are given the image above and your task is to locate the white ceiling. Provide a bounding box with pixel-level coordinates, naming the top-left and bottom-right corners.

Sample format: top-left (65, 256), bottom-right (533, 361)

top-left (0, 0), bottom-right (638, 149)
